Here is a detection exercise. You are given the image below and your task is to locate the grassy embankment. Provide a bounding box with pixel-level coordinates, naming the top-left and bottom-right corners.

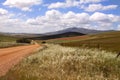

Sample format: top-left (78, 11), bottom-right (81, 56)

top-left (1, 44), bottom-right (120, 80)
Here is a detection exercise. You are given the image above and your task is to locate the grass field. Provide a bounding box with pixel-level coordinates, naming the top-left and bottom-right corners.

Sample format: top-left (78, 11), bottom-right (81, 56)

top-left (0, 34), bottom-right (17, 42)
top-left (46, 31), bottom-right (120, 52)
top-left (1, 44), bottom-right (120, 80)
top-left (0, 35), bottom-right (26, 48)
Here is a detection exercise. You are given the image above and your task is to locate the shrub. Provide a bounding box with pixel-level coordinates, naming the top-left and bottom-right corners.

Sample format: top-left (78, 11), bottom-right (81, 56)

top-left (41, 41), bottom-right (46, 44)
top-left (16, 38), bottom-right (31, 43)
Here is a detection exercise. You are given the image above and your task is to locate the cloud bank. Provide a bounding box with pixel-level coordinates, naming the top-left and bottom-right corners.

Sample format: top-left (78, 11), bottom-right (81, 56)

top-left (3, 0), bottom-right (42, 11)
top-left (0, 9), bottom-right (120, 33)
top-left (0, 0), bottom-right (120, 33)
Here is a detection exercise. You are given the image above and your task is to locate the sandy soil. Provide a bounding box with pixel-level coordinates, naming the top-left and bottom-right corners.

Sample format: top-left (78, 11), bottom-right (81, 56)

top-left (0, 44), bottom-right (40, 77)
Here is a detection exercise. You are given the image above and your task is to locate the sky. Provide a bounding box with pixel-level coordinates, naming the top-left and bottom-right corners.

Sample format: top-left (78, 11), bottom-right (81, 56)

top-left (0, 0), bottom-right (120, 33)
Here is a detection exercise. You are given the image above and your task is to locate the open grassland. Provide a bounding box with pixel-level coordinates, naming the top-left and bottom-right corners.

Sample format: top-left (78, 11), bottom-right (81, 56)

top-left (0, 35), bottom-right (27, 48)
top-left (1, 44), bottom-right (120, 80)
top-left (0, 34), bottom-right (17, 42)
top-left (47, 31), bottom-right (120, 52)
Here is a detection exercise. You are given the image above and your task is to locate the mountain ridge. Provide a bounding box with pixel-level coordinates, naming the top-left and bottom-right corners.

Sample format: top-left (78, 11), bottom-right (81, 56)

top-left (42, 27), bottom-right (111, 36)
top-left (0, 27), bottom-right (113, 38)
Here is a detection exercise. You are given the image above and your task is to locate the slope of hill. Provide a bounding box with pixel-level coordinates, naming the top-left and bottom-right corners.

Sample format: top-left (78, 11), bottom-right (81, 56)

top-left (0, 27), bottom-right (110, 40)
top-left (0, 34), bottom-right (17, 42)
top-left (0, 34), bottom-right (26, 48)
top-left (47, 31), bottom-right (120, 52)
top-left (43, 27), bottom-right (106, 36)
top-left (26, 27), bottom-right (109, 40)
top-left (0, 33), bottom-right (43, 38)
top-left (30, 32), bottom-right (85, 40)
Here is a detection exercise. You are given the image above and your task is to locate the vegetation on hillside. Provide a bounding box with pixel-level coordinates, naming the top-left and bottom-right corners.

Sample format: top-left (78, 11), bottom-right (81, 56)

top-left (1, 44), bottom-right (120, 80)
top-left (0, 35), bottom-right (17, 42)
top-left (46, 31), bottom-right (120, 52)
top-left (16, 38), bottom-right (31, 43)
top-left (29, 32), bottom-right (85, 40)
top-left (0, 35), bottom-right (28, 48)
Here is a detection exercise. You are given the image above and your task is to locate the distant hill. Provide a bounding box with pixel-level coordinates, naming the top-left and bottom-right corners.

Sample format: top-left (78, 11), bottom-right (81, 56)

top-left (29, 27), bottom-right (111, 40)
top-left (43, 27), bottom-right (108, 36)
top-left (0, 34), bottom-right (18, 42)
top-left (0, 27), bottom-right (112, 40)
top-left (56, 31), bottom-right (120, 52)
top-left (30, 32), bottom-right (85, 40)
top-left (0, 33), bottom-right (43, 38)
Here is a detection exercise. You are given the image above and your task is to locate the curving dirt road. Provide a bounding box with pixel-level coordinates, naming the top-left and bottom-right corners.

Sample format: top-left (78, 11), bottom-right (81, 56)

top-left (0, 44), bottom-right (40, 77)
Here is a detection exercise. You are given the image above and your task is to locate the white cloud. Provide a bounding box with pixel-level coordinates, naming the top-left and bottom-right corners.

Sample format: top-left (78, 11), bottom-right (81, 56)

top-left (90, 12), bottom-right (120, 22)
top-left (90, 12), bottom-right (110, 22)
top-left (26, 10), bottom-right (120, 32)
top-left (48, 0), bottom-right (79, 9)
top-left (117, 25), bottom-right (120, 30)
top-left (3, 0), bottom-right (43, 11)
top-left (48, 0), bottom-right (103, 9)
top-left (45, 10), bottom-right (62, 19)
top-left (0, 9), bottom-right (40, 33)
top-left (0, 16), bottom-right (43, 33)
top-left (48, 2), bottom-right (65, 9)
top-left (84, 4), bottom-right (118, 12)
top-left (90, 12), bottom-right (120, 30)
top-left (0, 8), bottom-right (8, 15)
top-left (0, 9), bottom-right (120, 33)
top-left (27, 10), bottom-right (90, 28)
top-left (48, 0), bottom-right (118, 13)
top-left (80, 0), bottom-right (102, 4)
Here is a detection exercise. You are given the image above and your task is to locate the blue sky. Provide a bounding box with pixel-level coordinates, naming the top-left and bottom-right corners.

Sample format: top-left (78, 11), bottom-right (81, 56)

top-left (0, 0), bottom-right (120, 33)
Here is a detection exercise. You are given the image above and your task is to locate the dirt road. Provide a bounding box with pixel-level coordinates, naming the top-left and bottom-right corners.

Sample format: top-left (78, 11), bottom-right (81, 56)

top-left (0, 44), bottom-right (40, 77)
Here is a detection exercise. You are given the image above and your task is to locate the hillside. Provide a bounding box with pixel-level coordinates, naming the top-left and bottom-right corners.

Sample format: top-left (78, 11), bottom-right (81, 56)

top-left (0, 33), bottom-right (43, 38)
top-left (0, 34), bottom-right (26, 48)
top-left (0, 27), bottom-right (109, 40)
top-left (30, 32), bottom-right (85, 40)
top-left (43, 27), bottom-right (107, 36)
top-left (0, 34), bottom-right (17, 42)
top-left (47, 31), bottom-right (120, 52)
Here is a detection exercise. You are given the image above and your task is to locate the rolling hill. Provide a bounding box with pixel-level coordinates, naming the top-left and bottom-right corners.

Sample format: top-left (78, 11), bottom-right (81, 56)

top-left (27, 27), bottom-right (108, 40)
top-left (42, 27), bottom-right (107, 36)
top-left (0, 33), bottom-right (42, 38)
top-left (30, 32), bottom-right (85, 40)
top-left (0, 34), bottom-right (18, 42)
top-left (47, 31), bottom-right (120, 52)
top-left (0, 27), bottom-right (110, 40)
top-left (0, 34), bottom-right (25, 48)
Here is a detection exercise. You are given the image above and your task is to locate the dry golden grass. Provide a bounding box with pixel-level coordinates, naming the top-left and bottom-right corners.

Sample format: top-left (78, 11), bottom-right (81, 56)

top-left (1, 44), bottom-right (120, 80)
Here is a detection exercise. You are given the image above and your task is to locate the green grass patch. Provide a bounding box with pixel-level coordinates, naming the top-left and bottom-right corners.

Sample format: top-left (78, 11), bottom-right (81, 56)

top-left (0, 34), bottom-right (28, 48)
top-left (0, 34), bottom-right (17, 42)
